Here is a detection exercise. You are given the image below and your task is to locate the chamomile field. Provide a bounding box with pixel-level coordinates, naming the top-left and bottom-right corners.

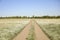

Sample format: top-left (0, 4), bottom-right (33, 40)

top-left (0, 0), bottom-right (60, 40)
top-left (0, 19), bottom-right (30, 40)
top-left (36, 19), bottom-right (60, 40)
top-left (0, 19), bottom-right (60, 40)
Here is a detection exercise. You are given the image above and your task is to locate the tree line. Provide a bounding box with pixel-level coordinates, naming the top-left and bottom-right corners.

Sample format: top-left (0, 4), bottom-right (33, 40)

top-left (0, 16), bottom-right (60, 19)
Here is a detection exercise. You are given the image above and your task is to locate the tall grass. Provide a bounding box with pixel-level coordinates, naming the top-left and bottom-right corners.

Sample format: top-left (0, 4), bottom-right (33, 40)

top-left (0, 20), bottom-right (29, 40)
top-left (37, 21), bottom-right (60, 40)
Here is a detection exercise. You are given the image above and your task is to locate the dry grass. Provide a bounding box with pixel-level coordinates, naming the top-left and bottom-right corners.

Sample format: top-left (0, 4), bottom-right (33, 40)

top-left (36, 19), bottom-right (60, 24)
top-left (36, 19), bottom-right (60, 40)
top-left (0, 19), bottom-right (30, 40)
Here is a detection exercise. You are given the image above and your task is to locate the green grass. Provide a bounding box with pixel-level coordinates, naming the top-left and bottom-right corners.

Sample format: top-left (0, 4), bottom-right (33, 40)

top-left (26, 24), bottom-right (35, 40)
top-left (0, 20), bottom-right (29, 40)
top-left (37, 22), bottom-right (60, 40)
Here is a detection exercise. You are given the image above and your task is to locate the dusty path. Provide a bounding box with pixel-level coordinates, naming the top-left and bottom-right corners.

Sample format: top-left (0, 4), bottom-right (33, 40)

top-left (13, 19), bottom-right (50, 40)
top-left (13, 21), bottom-right (32, 40)
top-left (33, 20), bottom-right (50, 40)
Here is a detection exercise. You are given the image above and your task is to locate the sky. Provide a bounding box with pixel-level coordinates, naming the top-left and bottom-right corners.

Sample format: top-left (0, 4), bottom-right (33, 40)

top-left (0, 0), bottom-right (60, 16)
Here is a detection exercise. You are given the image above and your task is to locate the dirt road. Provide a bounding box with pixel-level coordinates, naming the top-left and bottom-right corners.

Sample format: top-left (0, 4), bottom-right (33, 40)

top-left (13, 19), bottom-right (50, 40)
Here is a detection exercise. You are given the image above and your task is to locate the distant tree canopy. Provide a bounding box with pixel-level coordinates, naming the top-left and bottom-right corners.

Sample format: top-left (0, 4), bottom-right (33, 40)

top-left (0, 16), bottom-right (60, 19)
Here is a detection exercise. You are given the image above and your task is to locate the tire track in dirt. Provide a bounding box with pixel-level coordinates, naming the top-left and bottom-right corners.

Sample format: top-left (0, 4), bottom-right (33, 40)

top-left (13, 20), bottom-right (32, 40)
top-left (33, 20), bottom-right (50, 40)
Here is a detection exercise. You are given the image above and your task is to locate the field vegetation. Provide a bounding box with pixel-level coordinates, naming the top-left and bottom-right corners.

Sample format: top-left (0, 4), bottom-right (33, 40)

top-left (0, 19), bottom-right (29, 40)
top-left (0, 16), bottom-right (60, 40)
top-left (26, 22), bottom-right (35, 40)
top-left (36, 19), bottom-right (60, 40)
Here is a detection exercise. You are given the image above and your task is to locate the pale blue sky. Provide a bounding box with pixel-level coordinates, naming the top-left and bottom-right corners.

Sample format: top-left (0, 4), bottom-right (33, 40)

top-left (0, 0), bottom-right (60, 16)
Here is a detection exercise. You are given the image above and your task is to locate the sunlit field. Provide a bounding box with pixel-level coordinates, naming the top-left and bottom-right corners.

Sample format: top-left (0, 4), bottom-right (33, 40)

top-left (0, 19), bottom-right (60, 40)
top-left (0, 19), bottom-right (30, 40)
top-left (36, 19), bottom-right (60, 40)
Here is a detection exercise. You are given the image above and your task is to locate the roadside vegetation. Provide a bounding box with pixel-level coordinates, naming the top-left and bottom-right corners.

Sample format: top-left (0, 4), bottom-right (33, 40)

top-left (0, 20), bottom-right (29, 40)
top-left (37, 20), bottom-right (60, 40)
